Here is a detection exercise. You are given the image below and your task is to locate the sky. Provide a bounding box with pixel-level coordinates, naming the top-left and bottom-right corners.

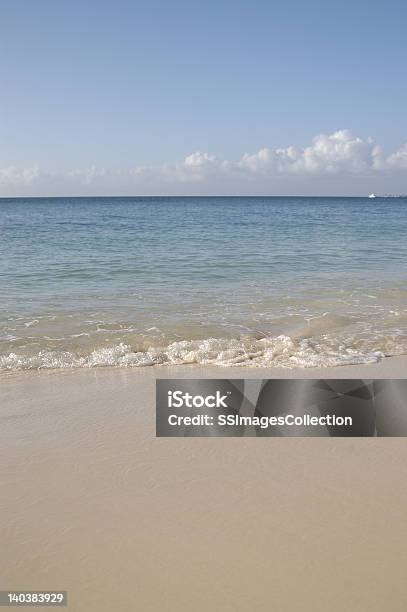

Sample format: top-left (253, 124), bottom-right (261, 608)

top-left (1, 0), bottom-right (407, 196)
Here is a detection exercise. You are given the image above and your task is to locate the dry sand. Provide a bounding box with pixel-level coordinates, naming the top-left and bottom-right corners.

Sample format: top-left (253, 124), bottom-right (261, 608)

top-left (1, 357), bottom-right (407, 611)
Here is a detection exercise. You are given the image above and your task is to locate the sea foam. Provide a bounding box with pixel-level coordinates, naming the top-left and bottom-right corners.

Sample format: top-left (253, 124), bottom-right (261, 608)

top-left (0, 335), bottom-right (386, 371)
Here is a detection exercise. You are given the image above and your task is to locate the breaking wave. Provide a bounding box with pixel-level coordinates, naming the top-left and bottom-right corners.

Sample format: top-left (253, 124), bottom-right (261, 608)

top-left (0, 334), bottom-right (389, 371)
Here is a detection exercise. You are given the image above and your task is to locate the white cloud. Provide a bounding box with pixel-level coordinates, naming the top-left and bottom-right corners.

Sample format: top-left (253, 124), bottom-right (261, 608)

top-left (238, 130), bottom-right (382, 175)
top-left (1, 130), bottom-right (407, 196)
top-left (0, 164), bottom-right (41, 185)
top-left (184, 151), bottom-right (217, 167)
top-left (67, 165), bottom-right (107, 185)
top-left (386, 144), bottom-right (407, 170)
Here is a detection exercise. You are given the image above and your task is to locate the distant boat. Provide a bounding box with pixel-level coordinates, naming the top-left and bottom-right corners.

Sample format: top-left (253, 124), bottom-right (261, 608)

top-left (368, 193), bottom-right (407, 199)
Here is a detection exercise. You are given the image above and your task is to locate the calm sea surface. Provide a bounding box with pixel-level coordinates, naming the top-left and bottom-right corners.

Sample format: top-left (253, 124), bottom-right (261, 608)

top-left (1, 196), bottom-right (406, 369)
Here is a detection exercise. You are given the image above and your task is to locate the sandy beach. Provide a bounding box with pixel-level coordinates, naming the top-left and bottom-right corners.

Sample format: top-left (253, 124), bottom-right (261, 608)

top-left (1, 357), bottom-right (407, 611)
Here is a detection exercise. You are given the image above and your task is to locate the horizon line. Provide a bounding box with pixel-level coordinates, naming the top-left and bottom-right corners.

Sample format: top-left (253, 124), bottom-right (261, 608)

top-left (0, 194), bottom-right (393, 200)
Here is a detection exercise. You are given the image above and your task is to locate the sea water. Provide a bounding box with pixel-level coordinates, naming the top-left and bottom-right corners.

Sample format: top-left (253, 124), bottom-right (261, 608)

top-left (1, 196), bottom-right (406, 369)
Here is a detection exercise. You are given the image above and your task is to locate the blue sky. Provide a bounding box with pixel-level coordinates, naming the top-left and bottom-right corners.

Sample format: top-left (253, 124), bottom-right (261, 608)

top-left (1, 0), bottom-right (407, 195)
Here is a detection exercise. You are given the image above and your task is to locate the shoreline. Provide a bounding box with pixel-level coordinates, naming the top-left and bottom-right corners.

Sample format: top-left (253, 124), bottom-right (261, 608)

top-left (2, 353), bottom-right (407, 381)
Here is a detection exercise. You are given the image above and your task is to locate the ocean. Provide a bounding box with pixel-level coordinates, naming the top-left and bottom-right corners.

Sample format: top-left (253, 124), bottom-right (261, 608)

top-left (1, 196), bottom-right (406, 370)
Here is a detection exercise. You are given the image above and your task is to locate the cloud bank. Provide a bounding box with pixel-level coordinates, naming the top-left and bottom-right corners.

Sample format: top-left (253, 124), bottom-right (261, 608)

top-left (1, 130), bottom-right (407, 196)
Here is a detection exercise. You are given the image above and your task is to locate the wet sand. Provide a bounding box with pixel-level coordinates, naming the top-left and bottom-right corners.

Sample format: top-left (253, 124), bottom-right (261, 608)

top-left (1, 358), bottom-right (407, 611)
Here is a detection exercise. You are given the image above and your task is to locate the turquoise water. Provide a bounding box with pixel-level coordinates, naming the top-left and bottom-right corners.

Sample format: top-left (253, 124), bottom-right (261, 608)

top-left (1, 196), bottom-right (406, 369)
